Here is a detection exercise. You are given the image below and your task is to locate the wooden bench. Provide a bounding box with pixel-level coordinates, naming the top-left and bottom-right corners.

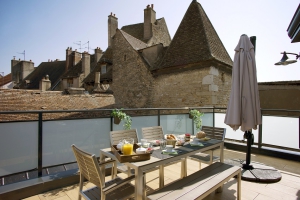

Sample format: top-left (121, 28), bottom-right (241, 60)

top-left (147, 162), bottom-right (241, 200)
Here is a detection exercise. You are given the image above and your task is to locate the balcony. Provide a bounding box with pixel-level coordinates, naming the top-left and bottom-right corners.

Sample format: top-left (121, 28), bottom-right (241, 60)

top-left (0, 107), bottom-right (299, 199)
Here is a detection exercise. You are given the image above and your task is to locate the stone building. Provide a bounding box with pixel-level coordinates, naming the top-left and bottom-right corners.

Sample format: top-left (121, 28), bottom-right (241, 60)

top-left (86, 0), bottom-right (233, 108)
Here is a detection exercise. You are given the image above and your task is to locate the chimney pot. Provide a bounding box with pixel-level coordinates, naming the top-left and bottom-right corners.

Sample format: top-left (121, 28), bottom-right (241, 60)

top-left (151, 4), bottom-right (153, 9)
top-left (111, 12), bottom-right (112, 15)
top-left (114, 14), bottom-right (115, 17)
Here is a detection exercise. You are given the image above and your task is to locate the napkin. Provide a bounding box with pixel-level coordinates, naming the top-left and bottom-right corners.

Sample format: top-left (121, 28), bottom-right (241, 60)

top-left (190, 142), bottom-right (204, 146)
top-left (162, 150), bottom-right (178, 155)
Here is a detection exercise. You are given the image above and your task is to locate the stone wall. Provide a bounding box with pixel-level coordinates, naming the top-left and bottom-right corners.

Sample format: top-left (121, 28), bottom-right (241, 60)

top-left (152, 64), bottom-right (231, 108)
top-left (0, 89), bottom-right (115, 121)
top-left (112, 30), bottom-right (155, 108)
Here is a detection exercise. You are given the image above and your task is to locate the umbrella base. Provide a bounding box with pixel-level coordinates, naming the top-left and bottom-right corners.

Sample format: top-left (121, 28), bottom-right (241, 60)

top-left (225, 159), bottom-right (282, 183)
top-left (242, 163), bottom-right (253, 170)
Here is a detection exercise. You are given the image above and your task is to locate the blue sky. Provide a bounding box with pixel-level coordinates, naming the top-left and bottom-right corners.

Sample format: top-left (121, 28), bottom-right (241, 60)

top-left (0, 0), bottom-right (299, 82)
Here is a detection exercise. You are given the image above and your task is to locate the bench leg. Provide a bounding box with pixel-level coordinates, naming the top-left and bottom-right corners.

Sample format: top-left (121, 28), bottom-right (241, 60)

top-left (237, 171), bottom-right (241, 200)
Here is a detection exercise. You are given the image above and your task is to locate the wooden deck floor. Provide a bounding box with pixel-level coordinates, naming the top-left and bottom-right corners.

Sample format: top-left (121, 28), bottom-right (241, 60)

top-left (23, 149), bottom-right (300, 200)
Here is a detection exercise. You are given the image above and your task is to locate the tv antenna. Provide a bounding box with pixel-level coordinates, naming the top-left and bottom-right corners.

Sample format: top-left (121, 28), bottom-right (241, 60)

top-left (73, 41), bottom-right (82, 52)
top-left (17, 50), bottom-right (25, 60)
top-left (83, 41), bottom-right (93, 53)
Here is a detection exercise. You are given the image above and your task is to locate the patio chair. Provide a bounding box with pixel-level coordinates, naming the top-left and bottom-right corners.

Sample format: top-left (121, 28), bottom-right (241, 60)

top-left (189, 126), bottom-right (226, 169)
top-left (71, 144), bottom-right (135, 200)
top-left (142, 126), bottom-right (186, 177)
top-left (110, 129), bottom-right (139, 176)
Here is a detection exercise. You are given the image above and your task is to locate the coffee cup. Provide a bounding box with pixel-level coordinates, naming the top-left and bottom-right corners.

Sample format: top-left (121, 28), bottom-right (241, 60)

top-left (165, 145), bottom-right (173, 152)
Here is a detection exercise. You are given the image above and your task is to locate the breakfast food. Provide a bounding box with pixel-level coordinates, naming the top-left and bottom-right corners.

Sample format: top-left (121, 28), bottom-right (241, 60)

top-left (196, 131), bottom-right (206, 139)
top-left (166, 134), bottom-right (176, 140)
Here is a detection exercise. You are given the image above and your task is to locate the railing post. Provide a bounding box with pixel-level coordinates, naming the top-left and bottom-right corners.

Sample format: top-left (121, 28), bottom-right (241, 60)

top-left (158, 109), bottom-right (160, 126)
top-left (38, 112), bottom-right (43, 177)
top-left (258, 113), bottom-right (263, 149)
top-left (110, 117), bottom-right (113, 131)
top-left (213, 107), bottom-right (215, 128)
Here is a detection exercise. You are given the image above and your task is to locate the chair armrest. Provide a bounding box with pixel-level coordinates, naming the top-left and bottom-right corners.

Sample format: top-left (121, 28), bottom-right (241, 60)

top-left (98, 159), bottom-right (116, 167)
top-left (103, 175), bottom-right (135, 194)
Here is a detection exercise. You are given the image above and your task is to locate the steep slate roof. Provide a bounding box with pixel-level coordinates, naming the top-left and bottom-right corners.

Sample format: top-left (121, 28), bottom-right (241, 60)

top-left (62, 60), bottom-right (82, 78)
top-left (119, 29), bottom-right (148, 50)
top-left (84, 47), bottom-right (113, 83)
top-left (157, 0), bottom-right (233, 70)
top-left (18, 61), bottom-right (66, 90)
top-left (121, 18), bottom-right (171, 46)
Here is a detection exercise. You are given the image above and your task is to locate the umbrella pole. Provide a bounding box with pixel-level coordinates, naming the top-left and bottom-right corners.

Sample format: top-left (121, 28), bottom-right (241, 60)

top-left (243, 130), bottom-right (254, 170)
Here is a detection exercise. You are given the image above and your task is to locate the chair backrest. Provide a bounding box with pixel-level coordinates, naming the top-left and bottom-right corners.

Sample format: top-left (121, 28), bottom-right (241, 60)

top-left (202, 126), bottom-right (226, 141)
top-left (141, 126), bottom-right (164, 141)
top-left (110, 129), bottom-right (139, 145)
top-left (71, 144), bottom-right (103, 188)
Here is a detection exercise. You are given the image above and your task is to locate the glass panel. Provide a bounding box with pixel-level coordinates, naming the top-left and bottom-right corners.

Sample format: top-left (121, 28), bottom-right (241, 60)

top-left (0, 122), bottom-right (38, 177)
top-left (160, 114), bottom-right (192, 136)
top-left (196, 113), bottom-right (213, 134)
top-left (215, 113), bottom-right (259, 142)
top-left (112, 116), bottom-right (158, 141)
top-left (262, 116), bottom-right (299, 149)
top-left (43, 118), bottom-right (110, 167)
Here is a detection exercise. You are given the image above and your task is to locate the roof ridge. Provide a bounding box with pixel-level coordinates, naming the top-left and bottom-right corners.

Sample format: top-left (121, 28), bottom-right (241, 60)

top-left (157, 0), bottom-right (232, 70)
top-left (119, 29), bottom-right (148, 50)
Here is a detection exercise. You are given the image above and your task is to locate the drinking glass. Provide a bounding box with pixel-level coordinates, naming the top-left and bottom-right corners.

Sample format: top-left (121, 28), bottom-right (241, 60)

top-left (159, 139), bottom-right (166, 150)
top-left (123, 138), bottom-right (134, 155)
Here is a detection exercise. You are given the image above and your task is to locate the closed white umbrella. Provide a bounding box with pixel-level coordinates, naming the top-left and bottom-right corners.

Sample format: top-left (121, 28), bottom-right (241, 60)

top-left (224, 35), bottom-right (281, 183)
top-left (224, 34), bottom-right (261, 132)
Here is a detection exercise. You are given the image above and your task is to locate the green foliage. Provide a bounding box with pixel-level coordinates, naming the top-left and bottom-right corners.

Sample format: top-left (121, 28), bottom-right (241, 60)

top-left (111, 108), bottom-right (132, 130)
top-left (189, 109), bottom-right (204, 131)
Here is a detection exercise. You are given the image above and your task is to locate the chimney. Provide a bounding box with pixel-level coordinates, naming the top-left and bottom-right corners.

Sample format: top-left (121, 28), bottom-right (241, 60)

top-left (39, 75), bottom-right (51, 91)
top-left (144, 4), bottom-right (156, 40)
top-left (65, 47), bottom-right (72, 72)
top-left (82, 51), bottom-right (90, 78)
top-left (73, 49), bottom-right (81, 66)
top-left (94, 47), bottom-right (103, 62)
top-left (108, 12), bottom-right (118, 47)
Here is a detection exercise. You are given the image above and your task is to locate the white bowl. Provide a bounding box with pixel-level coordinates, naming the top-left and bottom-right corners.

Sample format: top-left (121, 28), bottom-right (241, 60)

top-left (136, 147), bottom-right (147, 154)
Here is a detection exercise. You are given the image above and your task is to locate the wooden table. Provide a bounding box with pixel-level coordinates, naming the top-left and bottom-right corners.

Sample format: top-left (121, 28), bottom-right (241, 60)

top-left (99, 139), bottom-right (224, 200)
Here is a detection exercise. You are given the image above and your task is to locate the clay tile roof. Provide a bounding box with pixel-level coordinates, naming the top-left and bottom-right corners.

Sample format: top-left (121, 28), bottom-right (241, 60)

top-left (0, 73), bottom-right (12, 86)
top-left (119, 29), bottom-right (148, 50)
top-left (157, 1), bottom-right (233, 70)
top-left (84, 47), bottom-right (113, 83)
top-left (18, 61), bottom-right (66, 89)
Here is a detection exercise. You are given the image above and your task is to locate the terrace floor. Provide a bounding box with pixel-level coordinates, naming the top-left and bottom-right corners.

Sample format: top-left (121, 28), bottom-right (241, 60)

top-left (23, 148), bottom-right (300, 200)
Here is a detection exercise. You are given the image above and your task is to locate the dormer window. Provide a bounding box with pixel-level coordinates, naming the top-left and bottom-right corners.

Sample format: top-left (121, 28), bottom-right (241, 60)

top-left (101, 64), bottom-right (107, 74)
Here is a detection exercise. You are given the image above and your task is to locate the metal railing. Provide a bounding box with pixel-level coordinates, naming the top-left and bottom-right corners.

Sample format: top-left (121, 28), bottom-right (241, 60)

top-left (0, 107), bottom-right (299, 180)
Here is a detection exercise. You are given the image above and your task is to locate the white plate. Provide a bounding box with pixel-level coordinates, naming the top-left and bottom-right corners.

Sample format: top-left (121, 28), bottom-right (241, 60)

top-left (162, 149), bottom-right (176, 153)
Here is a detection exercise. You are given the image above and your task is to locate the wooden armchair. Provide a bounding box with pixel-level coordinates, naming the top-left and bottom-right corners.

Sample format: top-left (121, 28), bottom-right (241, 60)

top-left (189, 126), bottom-right (226, 169)
top-left (71, 144), bottom-right (135, 200)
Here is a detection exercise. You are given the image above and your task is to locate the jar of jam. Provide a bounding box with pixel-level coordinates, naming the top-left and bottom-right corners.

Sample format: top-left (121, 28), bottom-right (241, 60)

top-left (185, 133), bottom-right (191, 142)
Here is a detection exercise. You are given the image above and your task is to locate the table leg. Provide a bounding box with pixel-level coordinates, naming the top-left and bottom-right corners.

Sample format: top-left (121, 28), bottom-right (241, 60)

top-left (99, 153), bottom-right (106, 184)
top-left (220, 142), bottom-right (224, 163)
top-left (159, 165), bottom-right (164, 188)
top-left (135, 168), bottom-right (144, 200)
top-left (181, 158), bottom-right (187, 178)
